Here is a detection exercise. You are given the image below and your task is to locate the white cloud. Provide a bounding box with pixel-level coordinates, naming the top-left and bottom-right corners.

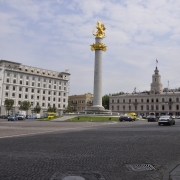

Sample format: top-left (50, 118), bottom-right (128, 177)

top-left (0, 0), bottom-right (180, 95)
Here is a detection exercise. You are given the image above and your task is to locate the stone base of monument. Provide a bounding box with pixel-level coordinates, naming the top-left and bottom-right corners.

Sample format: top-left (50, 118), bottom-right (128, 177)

top-left (85, 106), bottom-right (112, 114)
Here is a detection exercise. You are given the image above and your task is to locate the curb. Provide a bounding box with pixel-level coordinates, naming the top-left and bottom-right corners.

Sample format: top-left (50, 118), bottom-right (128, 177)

top-left (163, 163), bottom-right (180, 180)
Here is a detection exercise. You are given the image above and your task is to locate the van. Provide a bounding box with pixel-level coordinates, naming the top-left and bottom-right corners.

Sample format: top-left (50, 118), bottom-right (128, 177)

top-left (125, 112), bottom-right (136, 119)
top-left (36, 114), bottom-right (40, 119)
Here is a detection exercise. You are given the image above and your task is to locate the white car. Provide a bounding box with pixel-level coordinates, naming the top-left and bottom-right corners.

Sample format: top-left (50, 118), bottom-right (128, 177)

top-left (158, 115), bottom-right (175, 126)
top-left (17, 114), bottom-right (25, 120)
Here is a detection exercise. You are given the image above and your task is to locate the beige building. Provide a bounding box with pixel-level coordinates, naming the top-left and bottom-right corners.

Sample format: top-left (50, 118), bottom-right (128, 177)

top-left (68, 93), bottom-right (93, 112)
top-left (109, 66), bottom-right (180, 116)
top-left (0, 60), bottom-right (70, 116)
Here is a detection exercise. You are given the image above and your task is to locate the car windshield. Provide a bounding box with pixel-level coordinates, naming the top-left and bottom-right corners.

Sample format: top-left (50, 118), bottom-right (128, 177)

top-left (161, 116), bottom-right (170, 118)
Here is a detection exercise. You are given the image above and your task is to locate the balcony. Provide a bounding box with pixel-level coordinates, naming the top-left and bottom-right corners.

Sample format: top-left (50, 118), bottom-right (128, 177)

top-left (133, 102), bottom-right (138, 105)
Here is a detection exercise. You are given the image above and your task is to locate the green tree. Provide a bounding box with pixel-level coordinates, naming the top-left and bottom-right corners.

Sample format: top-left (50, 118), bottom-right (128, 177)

top-left (65, 105), bottom-right (73, 113)
top-left (4, 99), bottom-right (14, 115)
top-left (47, 106), bottom-right (57, 113)
top-left (47, 106), bottom-right (53, 112)
top-left (19, 101), bottom-right (31, 114)
top-left (102, 94), bottom-right (109, 109)
top-left (52, 106), bottom-right (57, 113)
top-left (33, 105), bottom-right (41, 113)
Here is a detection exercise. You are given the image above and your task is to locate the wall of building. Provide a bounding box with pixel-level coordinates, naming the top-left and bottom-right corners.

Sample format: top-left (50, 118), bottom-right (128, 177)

top-left (109, 67), bottom-right (180, 116)
top-left (68, 93), bottom-right (93, 112)
top-left (0, 60), bottom-right (70, 116)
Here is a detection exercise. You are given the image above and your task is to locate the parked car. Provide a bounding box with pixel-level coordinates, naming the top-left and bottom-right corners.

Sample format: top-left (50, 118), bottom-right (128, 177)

top-left (17, 114), bottom-right (25, 120)
top-left (27, 115), bottom-right (36, 119)
top-left (119, 115), bottom-right (135, 122)
top-left (172, 116), bottom-right (176, 119)
top-left (8, 115), bottom-right (18, 121)
top-left (136, 115), bottom-right (142, 119)
top-left (147, 115), bottom-right (157, 122)
top-left (1, 115), bottom-right (9, 119)
top-left (158, 115), bottom-right (175, 125)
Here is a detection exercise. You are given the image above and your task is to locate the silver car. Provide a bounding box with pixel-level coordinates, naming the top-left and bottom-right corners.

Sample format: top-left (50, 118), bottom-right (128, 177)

top-left (158, 115), bottom-right (175, 126)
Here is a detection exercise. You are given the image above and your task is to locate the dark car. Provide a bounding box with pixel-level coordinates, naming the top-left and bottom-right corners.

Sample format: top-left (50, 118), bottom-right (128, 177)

top-left (119, 115), bottom-right (135, 122)
top-left (158, 115), bottom-right (175, 125)
top-left (1, 115), bottom-right (9, 119)
top-left (147, 115), bottom-right (157, 122)
top-left (8, 115), bottom-right (18, 121)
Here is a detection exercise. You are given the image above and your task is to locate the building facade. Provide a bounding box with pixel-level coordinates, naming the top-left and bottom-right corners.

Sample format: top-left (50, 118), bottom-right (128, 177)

top-left (0, 60), bottom-right (70, 116)
top-left (109, 66), bottom-right (180, 116)
top-left (68, 93), bottom-right (93, 112)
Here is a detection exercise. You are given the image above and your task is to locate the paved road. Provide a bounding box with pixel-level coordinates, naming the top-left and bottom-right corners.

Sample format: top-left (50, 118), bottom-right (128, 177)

top-left (0, 119), bottom-right (180, 180)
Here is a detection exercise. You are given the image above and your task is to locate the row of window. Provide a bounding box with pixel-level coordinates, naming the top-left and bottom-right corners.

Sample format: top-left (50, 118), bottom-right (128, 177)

top-left (5, 92), bottom-right (66, 102)
top-left (111, 104), bottom-right (180, 111)
top-left (17, 101), bottom-right (65, 108)
top-left (5, 86), bottom-right (66, 96)
top-left (6, 79), bottom-right (66, 90)
top-left (7, 73), bottom-right (66, 85)
top-left (111, 97), bottom-right (178, 103)
top-left (69, 100), bottom-right (87, 104)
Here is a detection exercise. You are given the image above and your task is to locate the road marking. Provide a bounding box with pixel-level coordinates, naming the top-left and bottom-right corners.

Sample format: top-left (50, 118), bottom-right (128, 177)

top-left (0, 122), bottom-right (116, 139)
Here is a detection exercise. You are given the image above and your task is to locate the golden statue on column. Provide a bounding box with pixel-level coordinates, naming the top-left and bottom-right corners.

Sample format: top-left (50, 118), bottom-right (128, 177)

top-left (91, 21), bottom-right (107, 51)
top-left (92, 21), bottom-right (106, 38)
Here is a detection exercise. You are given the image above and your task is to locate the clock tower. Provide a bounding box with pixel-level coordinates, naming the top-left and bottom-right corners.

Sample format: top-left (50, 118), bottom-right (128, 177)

top-left (150, 66), bottom-right (163, 94)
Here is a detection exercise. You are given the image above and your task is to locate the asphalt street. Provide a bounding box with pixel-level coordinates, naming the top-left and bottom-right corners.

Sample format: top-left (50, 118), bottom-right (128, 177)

top-left (0, 118), bottom-right (180, 180)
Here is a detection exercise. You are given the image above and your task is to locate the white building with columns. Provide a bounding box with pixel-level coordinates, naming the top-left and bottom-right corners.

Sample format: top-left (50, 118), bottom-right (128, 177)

top-left (109, 66), bottom-right (180, 116)
top-left (0, 60), bottom-right (70, 116)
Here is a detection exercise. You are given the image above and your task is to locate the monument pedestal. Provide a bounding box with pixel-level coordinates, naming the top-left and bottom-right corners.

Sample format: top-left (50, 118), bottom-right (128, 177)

top-left (85, 106), bottom-right (111, 114)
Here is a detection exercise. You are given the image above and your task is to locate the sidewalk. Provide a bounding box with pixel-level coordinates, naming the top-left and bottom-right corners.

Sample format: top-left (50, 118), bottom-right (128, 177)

top-left (51, 115), bottom-right (77, 122)
top-left (163, 163), bottom-right (180, 180)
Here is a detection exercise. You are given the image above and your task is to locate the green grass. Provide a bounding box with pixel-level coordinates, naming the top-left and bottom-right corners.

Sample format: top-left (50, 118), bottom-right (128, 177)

top-left (66, 116), bottom-right (119, 122)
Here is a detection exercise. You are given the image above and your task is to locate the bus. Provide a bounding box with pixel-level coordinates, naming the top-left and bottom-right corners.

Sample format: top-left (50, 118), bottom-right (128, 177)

top-left (48, 112), bottom-right (58, 119)
top-left (125, 112), bottom-right (136, 119)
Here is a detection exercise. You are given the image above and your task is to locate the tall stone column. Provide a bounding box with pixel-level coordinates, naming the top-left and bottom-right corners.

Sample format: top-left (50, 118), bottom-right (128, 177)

top-left (92, 37), bottom-right (104, 110)
top-left (85, 21), bottom-right (111, 114)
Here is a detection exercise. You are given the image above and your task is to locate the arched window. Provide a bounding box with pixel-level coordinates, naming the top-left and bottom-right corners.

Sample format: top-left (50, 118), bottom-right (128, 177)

top-left (176, 105), bottom-right (179, 110)
top-left (176, 98), bottom-right (179, 102)
top-left (129, 99), bottom-right (131, 103)
top-left (151, 99), bottom-right (154, 103)
top-left (117, 106), bottom-right (119, 110)
top-left (123, 99), bottom-right (125, 103)
top-left (151, 105), bottom-right (154, 110)
top-left (147, 99), bottom-right (149, 103)
top-left (162, 105), bottom-right (165, 110)
top-left (112, 99), bottom-right (114, 103)
top-left (112, 106), bottom-right (114, 110)
top-left (141, 99), bottom-right (143, 103)
top-left (117, 99), bottom-right (119, 103)
top-left (129, 106), bottom-right (131, 110)
top-left (162, 98), bottom-right (165, 102)
top-left (123, 106), bottom-right (125, 110)
top-left (156, 105), bottom-right (158, 110)
top-left (169, 98), bottom-right (172, 102)
top-left (147, 105), bottom-right (149, 110)
top-left (169, 105), bottom-right (172, 110)
top-left (156, 98), bottom-right (158, 102)
top-left (135, 99), bottom-right (137, 103)
top-left (141, 105), bottom-right (143, 110)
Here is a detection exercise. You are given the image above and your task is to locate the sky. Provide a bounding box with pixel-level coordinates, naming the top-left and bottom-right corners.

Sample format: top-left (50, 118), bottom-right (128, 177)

top-left (0, 0), bottom-right (180, 96)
